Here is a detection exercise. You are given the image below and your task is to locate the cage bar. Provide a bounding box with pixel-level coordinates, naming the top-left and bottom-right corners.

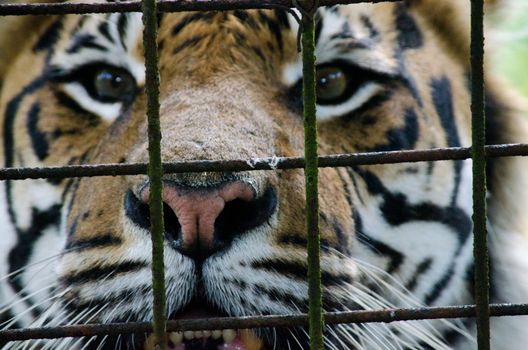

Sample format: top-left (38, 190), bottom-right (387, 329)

top-left (142, 0), bottom-right (167, 348)
top-left (2, 303), bottom-right (528, 342)
top-left (0, 0), bottom-right (402, 16)
top-left (470, 0), bottom-right (490, 349)
top-left (298, 0), bottom-right (324, 348)
top-left (0, 144), bottom-right (527, 181)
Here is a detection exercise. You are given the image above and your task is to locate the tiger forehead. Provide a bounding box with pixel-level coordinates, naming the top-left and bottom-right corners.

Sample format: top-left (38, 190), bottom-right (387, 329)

top-left (157, 10), bottom-right (294, 69)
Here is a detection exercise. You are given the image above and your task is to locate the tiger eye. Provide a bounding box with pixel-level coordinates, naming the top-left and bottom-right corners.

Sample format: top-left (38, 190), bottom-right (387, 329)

top-left (316, 66), bottom-right (348, 104)
top-left (94, 68), bottom-right (136, 102)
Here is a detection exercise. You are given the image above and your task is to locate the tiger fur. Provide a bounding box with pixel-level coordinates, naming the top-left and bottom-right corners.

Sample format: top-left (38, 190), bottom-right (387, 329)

top-left (1, 0), bottom-right (528, 349)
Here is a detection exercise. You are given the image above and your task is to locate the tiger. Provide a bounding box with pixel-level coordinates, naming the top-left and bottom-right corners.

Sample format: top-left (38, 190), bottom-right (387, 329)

top-left (2, 0), bottom-right (528, 349)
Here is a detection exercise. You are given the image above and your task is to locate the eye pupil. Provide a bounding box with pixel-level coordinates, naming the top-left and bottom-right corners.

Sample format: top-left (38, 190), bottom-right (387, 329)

top-left (316, 66), bottom-right (348, 104)
top-left (94, 68), bottom-right (135, 102)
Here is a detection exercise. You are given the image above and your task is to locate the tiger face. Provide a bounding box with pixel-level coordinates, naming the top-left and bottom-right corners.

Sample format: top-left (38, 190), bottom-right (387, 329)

top-left (2, 0), bottom-right (528, 349)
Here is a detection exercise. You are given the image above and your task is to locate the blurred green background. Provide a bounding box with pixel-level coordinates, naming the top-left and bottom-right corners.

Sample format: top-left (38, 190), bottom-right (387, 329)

top-left (491, 1), bottom-right (528, 97)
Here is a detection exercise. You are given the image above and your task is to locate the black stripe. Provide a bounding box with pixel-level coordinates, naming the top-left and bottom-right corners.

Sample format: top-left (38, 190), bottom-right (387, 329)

top-left (62, 261), bottom-right (147, 285)
top-left (257, 10), bottom-right (284, 52)
top-left (53, 90), bottom-right (86, 115)
top-left (353, 210), bottom-right (404, 274)
top-left (67, 287), bottom-right (149, 309)
top-left (333, 221), bottom-right (350, 254)
top-left (273, 9), bottom-right (290, 30)
top-left (66, 33), bottom-right (107, 54)
top-left (431, 76), bottom-right (462, 206)
top-left (424, 261), bottom-right (455, 304)
top-left (171, 12), bottom-right (216, 38)
top-left (65, 234), bottom-right (122, 251)
top-left (431, 77), bottom-right (461, 149)
top-left (4, 76), bottom-right (49, 228)
top-left (353, 169), bottom-right (472, 305)
top-left (380, 192), bottom-right (473, 241)
top-left (344, 167), bottom-right (365, 205)
top-left (232, 9), bottom-right (250, 23)
top-left (314, 15), bottom-right (323, 45)
top-left (320, 212), bottom-right (350, 255)
top-left (360, 15), bottom-right (379, 38)
top-left (251, 259), bottom-right (353, 287)
top-left (7, 204), bottom-right (61, 316)
top-left (172, 35), bottom-right (205, 53)
top-left (52, 91), bottom-right (100, 128)
top-left (356, 168), bottom-right (472, 242)
top-left (337, 168), bottom-right (355, 207)
top-left (277, 234), bottom-right (332, 252)
top-left (98, 21), bottom-right (114, 44)
top-left (250, 46), bottom-right (266, 62)
top-left (0, 308), bottom-right (20, 330)
top-left (371, 108), bottom-right (418, 152)
top-left (27, 102), bottom-right (49, 161)
top-left (405, 257), bottom-right (432, 291)
top-left (32, 18), bottom-right (63, 53)
top-left (254, 284), bottom-right (307, 310)
top-left (117, 13), bottom-right (129, 50)
top-left (124, 189), bottom-right (150, 231)
top-left (394, 4), bottom-right (423, 49)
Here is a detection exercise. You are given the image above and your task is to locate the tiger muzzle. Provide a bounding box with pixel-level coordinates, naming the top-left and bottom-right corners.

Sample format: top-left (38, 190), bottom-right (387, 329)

top-left (127, 181), bottom-right (277, 261)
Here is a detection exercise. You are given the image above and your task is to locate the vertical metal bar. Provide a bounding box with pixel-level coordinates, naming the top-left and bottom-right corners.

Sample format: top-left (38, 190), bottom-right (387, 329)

top-left (299, 1), bottom-right (323, 349)
top-left (470, 0), bottom-right (489, 349)
top-left (142, 0), bottom-right (168, 349)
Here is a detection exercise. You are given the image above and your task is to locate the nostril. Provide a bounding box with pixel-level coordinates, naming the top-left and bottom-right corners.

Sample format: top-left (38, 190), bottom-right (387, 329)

top-left (163, 201), bottom-right (181, 244)
top-left (214, 187), bottom-right (277, 249)
top-left (125, 184), bottom-right (277, 260)
top-left (124, 190), bottom-right (151, 231)
top-left (124, 190), bottom-right (182, 238)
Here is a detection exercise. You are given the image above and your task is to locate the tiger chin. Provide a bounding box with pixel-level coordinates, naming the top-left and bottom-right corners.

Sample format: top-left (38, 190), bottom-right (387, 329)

top-left (2, 0), bottom-right (528, 349)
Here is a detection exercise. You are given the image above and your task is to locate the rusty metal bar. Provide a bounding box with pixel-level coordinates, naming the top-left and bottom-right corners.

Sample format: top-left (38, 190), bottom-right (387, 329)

top-left (2, 303), bottom-right (528, 342)
top-left (0, 144), bottom-right (527, 181)
top-left (298, 0), bottom-right (323, 348)
top-left (0, 0), bottom-right (401, 16)
top-left (142, 0), bottom-right (167, 348)
top-left (470, 0), bottom-right (490, 349)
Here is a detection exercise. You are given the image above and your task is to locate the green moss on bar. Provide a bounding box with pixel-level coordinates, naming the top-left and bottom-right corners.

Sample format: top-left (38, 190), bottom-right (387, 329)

top-left (470, 0), bottom-right (490, 349)
top-left (141, 0), bottom-right (167, 348)
top-left (299, 2), bottom-right (324, 349)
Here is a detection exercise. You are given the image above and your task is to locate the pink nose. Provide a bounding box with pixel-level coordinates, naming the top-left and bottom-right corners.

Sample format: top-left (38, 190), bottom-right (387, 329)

top-left (141, 182), bottom-right (255, 254)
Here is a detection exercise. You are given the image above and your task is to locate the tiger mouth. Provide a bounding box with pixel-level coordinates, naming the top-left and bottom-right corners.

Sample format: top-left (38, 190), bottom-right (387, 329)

top-left (144, 299), bottom-right (264, 350)
top-left (145, 329), bottom-right (261, 350)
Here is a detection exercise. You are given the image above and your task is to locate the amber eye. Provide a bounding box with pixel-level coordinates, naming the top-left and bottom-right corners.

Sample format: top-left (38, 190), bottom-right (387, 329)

top-left (316, 65), bottom-right (348, 104)
top-left (94, 67), bottom-right (136, 102)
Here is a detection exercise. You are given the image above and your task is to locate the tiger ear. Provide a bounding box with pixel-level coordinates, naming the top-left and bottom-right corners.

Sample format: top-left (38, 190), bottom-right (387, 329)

top-left (0, 1), bottom-right (52, 83)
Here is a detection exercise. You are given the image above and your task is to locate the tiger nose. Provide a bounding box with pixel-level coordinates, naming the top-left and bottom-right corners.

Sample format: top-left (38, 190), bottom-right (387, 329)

top-left (139, 182), bottom-right (276, 260)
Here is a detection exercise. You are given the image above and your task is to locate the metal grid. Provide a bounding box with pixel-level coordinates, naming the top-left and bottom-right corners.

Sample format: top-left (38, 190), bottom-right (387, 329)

top-left (0, 0), bottom-right (525, 349)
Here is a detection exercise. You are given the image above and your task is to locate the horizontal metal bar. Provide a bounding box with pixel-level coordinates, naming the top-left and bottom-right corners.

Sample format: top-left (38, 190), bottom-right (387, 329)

top-left (1, 303), bottom-right (528, 342)
top-left (0, 143), bottom-right (526, 181)
top-left (0, 0), bottom-right (401, 16)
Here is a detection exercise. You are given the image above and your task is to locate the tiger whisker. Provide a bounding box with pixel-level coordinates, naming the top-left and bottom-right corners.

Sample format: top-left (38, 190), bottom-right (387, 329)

top-left (0, 247), bottom-right (81, 283)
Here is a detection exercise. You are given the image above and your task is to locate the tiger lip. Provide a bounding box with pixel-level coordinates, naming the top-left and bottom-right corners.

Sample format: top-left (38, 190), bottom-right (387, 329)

top-left (146, 329), bottom-right (247, 350)
top-left (146, 299), bottom-right (260, 349)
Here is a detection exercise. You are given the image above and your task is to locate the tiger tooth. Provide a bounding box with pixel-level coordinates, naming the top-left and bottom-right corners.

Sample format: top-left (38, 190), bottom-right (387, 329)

top-left (169, 332), bottom-right (183, 344)
top-left (223, 329), bottom-right (237, 343)
top-left (183, 331), bottom-right (195, 340)
top-left (212, 330), bottom-right (222, 339)
top-left (194, 330), bottom-right (204, 338)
